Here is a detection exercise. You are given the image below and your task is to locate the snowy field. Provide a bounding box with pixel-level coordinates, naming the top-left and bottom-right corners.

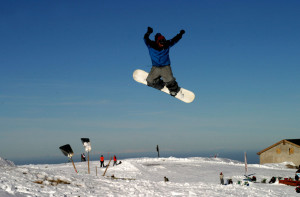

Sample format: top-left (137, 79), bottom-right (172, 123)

top-left (0, 156), bottom-right (299, 196)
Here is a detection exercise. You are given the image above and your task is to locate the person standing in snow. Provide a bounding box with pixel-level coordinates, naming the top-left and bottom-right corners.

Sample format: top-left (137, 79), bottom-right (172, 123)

top-left (144, 27), bottom-right (185, 97)
top-left (113, 155), bottom-right (117, 166)
top-left (81, 153), bottom-right (86, 162)
top-left (220, 172), bottom-right (224, 185)
top-left (100, 155), bottom-right (105, 168)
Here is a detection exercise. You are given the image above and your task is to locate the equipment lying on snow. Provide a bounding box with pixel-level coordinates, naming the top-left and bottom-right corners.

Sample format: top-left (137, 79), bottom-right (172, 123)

top-left (279, 178), bottom-right (300, 186)
top-left (243, 174), bottom-right (256, 182)
top-left (59, 144), bottom-right (78, 173)
top-left (107, 174), bottom-right (136, 181)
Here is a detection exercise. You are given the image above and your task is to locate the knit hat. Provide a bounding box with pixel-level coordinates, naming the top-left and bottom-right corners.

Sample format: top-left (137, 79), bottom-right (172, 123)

top-left (155, 33), bottom-right (166, 45)
top-left (155, 33), bottom-right (163, 40)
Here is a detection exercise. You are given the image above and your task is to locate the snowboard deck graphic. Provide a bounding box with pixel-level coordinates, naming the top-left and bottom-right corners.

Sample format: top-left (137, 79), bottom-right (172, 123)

top-left (133, 69), bottom-right (195, 103)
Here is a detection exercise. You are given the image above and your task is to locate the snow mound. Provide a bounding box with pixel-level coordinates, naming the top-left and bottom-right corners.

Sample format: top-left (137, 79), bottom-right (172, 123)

top-left (0, 157), bottom-right (15, 167)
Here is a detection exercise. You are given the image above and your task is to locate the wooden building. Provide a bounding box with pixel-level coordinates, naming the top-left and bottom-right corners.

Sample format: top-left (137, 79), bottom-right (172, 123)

top-left (257, 139), bottom-right (300, 166)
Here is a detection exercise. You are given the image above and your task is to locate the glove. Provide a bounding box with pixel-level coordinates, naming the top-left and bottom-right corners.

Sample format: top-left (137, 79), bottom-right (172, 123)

top-left (147, 27), bottom-right (153, 34)
top-left (180, 30), bottom-right (185, 35)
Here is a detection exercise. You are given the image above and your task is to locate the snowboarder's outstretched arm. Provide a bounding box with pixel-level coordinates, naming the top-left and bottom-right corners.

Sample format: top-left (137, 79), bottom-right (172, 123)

top-left (144, 27), bottom-right (153, 46)
top-left (169, 30), bottom-right (185, 47)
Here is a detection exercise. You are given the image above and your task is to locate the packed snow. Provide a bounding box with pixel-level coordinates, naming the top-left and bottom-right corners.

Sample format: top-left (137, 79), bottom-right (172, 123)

top-left (0, 156), bottom-right (299, 196)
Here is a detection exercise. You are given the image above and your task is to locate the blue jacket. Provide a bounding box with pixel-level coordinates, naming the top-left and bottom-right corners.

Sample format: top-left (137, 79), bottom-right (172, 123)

top-left (144, 32), bottom-right (183, 67)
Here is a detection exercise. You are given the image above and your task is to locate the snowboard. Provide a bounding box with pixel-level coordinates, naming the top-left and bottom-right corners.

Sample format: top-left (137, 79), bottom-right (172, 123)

top-left (133, 69), bottom-right (195, 103)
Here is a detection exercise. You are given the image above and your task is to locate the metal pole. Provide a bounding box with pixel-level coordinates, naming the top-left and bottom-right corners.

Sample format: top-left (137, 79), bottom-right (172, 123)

top-left (88, 151), bottom-right (90, 174)
top-left (103, 157), bottom-right (112, 176)
top-left (71, 158), bottom-right (78, 173)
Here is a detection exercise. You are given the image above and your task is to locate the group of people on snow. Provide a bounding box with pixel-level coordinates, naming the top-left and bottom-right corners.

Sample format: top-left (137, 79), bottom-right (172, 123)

top-left (219, 165), bottom-right (300, 188)
top-left (219, 172), bottom-right (233, 185)
top-left (80, 153), bottom-right (121, 167)
top-left (99, 154), bottom-right (121, 167)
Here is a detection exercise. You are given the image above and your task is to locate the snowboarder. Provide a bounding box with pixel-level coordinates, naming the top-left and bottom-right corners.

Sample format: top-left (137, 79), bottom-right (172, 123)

top-left (144, 27), bottom-right (185, 97)
top-left (81, 153), bottom-right (86, 162)
top-left (220, 172), bottom-right (224, 185)
top-left (113, 155), bottom-right (117, 166)
top-left (100, 155), bottom-right (105, 168)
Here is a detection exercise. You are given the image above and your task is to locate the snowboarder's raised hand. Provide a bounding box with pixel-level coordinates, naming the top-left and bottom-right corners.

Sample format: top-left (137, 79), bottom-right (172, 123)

top-left (147, 27), bottom-right (153, 34)
top-left (180, 30), bottom-right (185, 35)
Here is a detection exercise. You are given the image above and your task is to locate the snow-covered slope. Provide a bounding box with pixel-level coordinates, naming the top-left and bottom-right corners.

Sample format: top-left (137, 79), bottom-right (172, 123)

top-left (0, 157), bottom-right (298, 196)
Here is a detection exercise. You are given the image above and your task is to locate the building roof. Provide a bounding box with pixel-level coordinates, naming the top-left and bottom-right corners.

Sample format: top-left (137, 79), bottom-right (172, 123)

top-left (257, 139), bottom-right (300, 155)
top-left (286, 139), bottom-right (300, 146)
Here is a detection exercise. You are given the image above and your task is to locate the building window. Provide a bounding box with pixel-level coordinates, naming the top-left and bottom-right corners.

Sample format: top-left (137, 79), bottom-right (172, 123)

top-left (289, 148), bottom-right (294, 155)
top-left (276, 148), bottom-right (281, 154)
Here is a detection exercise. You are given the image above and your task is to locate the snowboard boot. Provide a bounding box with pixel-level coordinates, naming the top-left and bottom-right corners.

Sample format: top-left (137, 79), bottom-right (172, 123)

top-left (166, 80), bottom-right (180, 97)
top-left (147, 78), bottom-right (165, 90)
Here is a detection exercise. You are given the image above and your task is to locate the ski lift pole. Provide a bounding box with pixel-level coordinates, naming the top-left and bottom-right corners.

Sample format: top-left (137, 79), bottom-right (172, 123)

top-left (87, 151), bottom-right (90, 174)
top-left (81, 138), bottom-right (91, 174)
top-left (244, 152), bottom-right (248, 176)
top-left (70, 157), bottom-right (78, 173)
top-left (103, 157), bottom-right (112, 176)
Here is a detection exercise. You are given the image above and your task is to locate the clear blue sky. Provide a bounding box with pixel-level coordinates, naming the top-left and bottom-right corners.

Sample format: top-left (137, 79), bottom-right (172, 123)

top-left (1, 0), bottom-right (299, 161)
